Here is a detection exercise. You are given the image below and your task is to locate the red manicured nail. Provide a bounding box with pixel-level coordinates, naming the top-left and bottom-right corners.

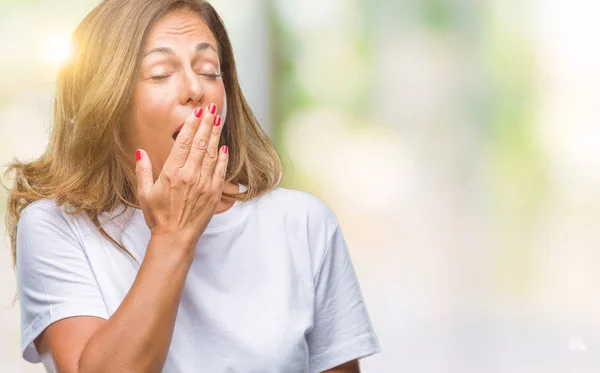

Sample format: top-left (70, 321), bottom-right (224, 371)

top-left (194, 107), bottom-right (203, 118)
top-left (209, 104), bottom-right (216, 114)
top-left (136, 150), bottom-right (142, 161)
top-left (214, 115), bottom-right (222, 127)
top-left (223, 146), bottom-right (228, 154)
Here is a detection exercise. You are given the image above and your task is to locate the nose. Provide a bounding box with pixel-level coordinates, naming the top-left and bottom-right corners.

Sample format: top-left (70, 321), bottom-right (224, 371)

top-left (179, 67), bottom-right (205, 107)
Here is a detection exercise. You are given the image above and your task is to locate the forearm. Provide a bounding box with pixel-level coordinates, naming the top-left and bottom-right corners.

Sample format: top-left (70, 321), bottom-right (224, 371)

top-left (78, 235), bottom-right (194, 373)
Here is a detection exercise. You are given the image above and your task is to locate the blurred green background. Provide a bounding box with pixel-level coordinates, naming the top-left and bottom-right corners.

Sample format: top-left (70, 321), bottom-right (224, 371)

top-left (2, 0), bottom-right (600, 372)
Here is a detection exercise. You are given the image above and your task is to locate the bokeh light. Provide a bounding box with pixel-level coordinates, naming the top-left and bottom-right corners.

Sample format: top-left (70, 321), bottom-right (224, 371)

top-left (44, 35), bottom-right (72, 67)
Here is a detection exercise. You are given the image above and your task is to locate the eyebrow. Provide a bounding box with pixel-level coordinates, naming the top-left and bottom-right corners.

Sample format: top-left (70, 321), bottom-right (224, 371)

top-left (143, 42), bottom-right (217, 57)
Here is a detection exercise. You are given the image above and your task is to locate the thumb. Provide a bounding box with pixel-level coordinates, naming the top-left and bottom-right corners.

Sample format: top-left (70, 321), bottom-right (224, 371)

top-left (135, 149), bottom-right (153, 207)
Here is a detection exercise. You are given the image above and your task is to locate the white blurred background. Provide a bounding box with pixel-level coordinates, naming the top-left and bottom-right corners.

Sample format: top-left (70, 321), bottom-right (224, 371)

top-left (2, 0), bottom-right (600, 372)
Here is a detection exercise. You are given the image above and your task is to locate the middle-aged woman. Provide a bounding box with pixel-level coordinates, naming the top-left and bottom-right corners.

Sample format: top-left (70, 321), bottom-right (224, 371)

top-left (5, 0), bottom-right (381, 372)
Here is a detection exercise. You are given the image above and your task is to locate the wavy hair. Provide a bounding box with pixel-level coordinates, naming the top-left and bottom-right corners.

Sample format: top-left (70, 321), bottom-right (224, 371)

top-left (4, 0), bottom-right (282, 267)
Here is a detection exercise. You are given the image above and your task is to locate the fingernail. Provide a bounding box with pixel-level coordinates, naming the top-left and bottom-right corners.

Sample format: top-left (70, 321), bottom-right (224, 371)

top-left (214, 115), bottom-right (222, 127)
top-left (209, 104), bottom-right (216, 114)
top-left (136, 150), bottom-right (142, 161)
top-left (194, 107), bottom-right (203, 118)
top-left (223, 146), bottom-right (228, 154)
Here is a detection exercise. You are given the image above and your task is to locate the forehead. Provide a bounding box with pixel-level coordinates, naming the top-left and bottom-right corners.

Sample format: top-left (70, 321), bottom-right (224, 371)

top-left (145, 8), bottom-right (217, 49)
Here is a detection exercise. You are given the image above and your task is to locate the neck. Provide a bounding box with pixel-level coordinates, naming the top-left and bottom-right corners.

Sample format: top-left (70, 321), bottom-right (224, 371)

top-left (214, 182), bottom-right (239, 215)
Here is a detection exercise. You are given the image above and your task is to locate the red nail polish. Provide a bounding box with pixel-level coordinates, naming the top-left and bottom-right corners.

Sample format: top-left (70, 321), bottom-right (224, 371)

top-left (223, 146), bottom-right (228, 154)
top-left (214, 115), bottom-right (222, 127)
top-left (194, 107), bottom-right (203, 118)
top-left (209, 104), bottom-right (216, 114)
top-left (136, 150), bottom-right (142, 161)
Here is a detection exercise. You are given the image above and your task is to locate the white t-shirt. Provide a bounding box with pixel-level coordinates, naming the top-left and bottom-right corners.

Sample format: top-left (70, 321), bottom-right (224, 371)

top-left (16, 185), bottom-right (380, 373)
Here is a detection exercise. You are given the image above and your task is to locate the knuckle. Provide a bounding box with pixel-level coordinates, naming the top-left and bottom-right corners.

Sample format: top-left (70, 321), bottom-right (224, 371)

top-left (193, 137), bottom-right (208, 151)
top-left (204, 147), bottom-right (218, 160)
top-left (180, 171), bottom-right (199, 185)
top-left (197, 180), bottom-right (210, 192)
top-left (177, 133), bottom-right (194, 148)
top-left (135, 166), bottom-right (146, 178)
top-left (161, 168), bottom-right (175, 183)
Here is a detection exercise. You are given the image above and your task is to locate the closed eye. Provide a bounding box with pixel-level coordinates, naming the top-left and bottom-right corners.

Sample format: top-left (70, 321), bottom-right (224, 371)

top-left (151, 75), bottom-right (170, 81)
top-left (150, 72), bottom-right (222, 81)
top-left (200, 72), bottom-right (222, 79)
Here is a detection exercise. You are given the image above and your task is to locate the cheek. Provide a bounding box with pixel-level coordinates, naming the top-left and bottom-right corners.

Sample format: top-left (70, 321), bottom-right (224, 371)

top-left (128, 92), bottom-right (173, 141)
top-left (124, 88), bottom-right (174, 161)
top-left (132, 88), bottom-right (172, 125)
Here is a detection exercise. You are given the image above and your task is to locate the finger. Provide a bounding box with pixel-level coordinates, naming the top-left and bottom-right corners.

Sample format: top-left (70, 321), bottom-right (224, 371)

top-left (163, 107), bottom-right (203, 170)
top-left (198, 114), bottom-right (223, 182)
top-left (186, 103), bottom-right (218, 175)
top-left (135, 149), bottom-right (153, 209)
top-left (211, 145), bottom-right (229, 190)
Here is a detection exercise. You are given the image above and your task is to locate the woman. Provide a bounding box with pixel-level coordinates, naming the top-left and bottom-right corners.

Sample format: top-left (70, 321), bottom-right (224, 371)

top-left (5, 0), bottom-right (380, 372)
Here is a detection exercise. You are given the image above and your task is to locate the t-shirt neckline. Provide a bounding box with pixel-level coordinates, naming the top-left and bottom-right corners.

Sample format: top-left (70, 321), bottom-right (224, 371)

top-left (106, 184), bottom-right (249, 235)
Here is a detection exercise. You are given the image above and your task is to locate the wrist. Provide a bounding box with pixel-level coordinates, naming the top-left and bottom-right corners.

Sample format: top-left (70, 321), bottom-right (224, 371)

top-left (148, 231), bottom-right (196, 260)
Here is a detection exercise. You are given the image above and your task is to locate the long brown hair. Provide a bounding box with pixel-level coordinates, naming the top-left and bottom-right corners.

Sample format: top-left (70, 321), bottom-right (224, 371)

top-left (3, 0), bottom-right (282, 267)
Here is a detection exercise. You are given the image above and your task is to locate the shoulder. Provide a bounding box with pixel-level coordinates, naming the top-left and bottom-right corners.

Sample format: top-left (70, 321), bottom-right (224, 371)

top-left (255, 187), bottom-right (341, 271)
top-left (258, 187), bottom-right (338, 229)
top-left (17, 199), bottom-right (82, 250)
top-left (258, 187), bottom-right (333, 216)
top-left (20, 198), bottom-right (70, 222)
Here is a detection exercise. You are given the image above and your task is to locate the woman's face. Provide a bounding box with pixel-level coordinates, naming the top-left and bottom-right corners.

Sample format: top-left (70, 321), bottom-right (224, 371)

top-left (123, 9), bottom-right (226, 180)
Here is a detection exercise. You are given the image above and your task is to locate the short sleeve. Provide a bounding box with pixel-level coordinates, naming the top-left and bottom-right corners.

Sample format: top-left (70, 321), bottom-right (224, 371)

top-left (307, 222), bottom-right (381, 373)
top-left (16, 202), bottom-right (109, 363)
